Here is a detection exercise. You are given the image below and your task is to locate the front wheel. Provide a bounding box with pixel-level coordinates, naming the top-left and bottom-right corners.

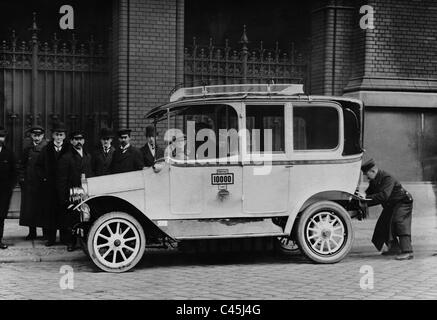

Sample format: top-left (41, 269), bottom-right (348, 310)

top-left (296, 201), bottom-right (353, 264)
top-left (87, 212), bottom-right (146, 272)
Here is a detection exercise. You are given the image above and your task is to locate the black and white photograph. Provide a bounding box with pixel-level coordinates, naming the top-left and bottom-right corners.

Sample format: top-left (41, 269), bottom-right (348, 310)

top-left (0, 0), bottom-right (437, 305)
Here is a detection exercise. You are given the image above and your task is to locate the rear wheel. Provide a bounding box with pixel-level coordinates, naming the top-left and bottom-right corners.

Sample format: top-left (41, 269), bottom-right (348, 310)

top-left (296, 201), bottom-right (353, 264)
top-left (87, 212), bottom-right (146, 272)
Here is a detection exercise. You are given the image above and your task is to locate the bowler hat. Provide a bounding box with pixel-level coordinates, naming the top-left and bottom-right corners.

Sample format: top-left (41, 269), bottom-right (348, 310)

top-left (51, 122), bottom-right (67, 133)
top-left (70, 130), bottom-right (85, 139)
top-left (29, 125), bottom-right (45, 135)
top-left (145, 125), bottom-right (155, 137)
top-left (99, 128), bottom-right (114, 139)
top-left (361, 159), bottom-right (376, 173)
top-left (0, 126), bottom-right (7, 137)
top-left (117, 128), bottom-right (132, 137)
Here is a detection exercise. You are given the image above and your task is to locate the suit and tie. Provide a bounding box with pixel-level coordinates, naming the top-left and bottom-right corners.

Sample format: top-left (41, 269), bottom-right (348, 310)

top-left (92, 145), bottom-right (115, 176)
top-left (140, 142), bottom-right (163, 167)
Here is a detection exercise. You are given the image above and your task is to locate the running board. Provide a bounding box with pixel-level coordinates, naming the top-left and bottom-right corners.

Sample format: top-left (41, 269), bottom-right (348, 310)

top-left (152, 218), bottom-right (286, 240)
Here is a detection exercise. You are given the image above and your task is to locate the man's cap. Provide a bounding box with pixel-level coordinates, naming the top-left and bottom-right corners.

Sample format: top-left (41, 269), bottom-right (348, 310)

top-left (29, 125), bottom-right (45, 135)
top-left (51, 122), bottom-right (67, 133)
top-left (0, 126), bottom-right (7, 137)
top-left (117, 128), bottom-right (132, 137)
top-left (361, 159), bottom-right (376, 173)
top-left (70, 130), bottom-right (85, 139)
top-left (145, 125), bottom-right (155, 137)
top-left (99, 128), bottom-right (114, 139)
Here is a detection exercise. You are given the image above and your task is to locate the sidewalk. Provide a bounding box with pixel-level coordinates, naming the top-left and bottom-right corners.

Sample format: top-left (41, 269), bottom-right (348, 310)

top-left (1, 216), bottom-right (436, 263)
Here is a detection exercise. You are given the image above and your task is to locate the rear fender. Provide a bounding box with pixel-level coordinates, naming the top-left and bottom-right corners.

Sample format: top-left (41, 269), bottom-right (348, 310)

top-left (284, 190), bottom-right (366, 237)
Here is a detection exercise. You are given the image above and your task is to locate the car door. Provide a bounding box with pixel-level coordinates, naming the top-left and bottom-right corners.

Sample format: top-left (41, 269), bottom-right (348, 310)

top-left (242, 103), bottom-right (292, 214)
top-left (167, 103), bottom-right (244, 218)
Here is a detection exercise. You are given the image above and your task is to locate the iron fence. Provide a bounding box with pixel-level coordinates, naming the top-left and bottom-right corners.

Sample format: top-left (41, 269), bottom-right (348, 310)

top-left (184, 26), bottom-right (309, 89)
top-left (0, 14), bottom-right (110, 153)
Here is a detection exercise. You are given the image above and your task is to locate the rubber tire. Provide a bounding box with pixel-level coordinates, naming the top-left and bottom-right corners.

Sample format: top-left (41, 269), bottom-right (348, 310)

top-left (296, 201), bottom-right (353, 264)
top-left (87, 212), bottom-right (146, 273)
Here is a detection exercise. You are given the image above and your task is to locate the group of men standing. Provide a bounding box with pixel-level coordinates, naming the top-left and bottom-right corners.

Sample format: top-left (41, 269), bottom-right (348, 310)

top-left (0, 124), bottom-right (162, 251)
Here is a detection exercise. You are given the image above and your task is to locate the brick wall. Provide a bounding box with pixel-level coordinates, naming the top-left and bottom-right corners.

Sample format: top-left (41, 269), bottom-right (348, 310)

top-left (346, 0), bottom-right (437, 92)
top-left (112, 0), bottom-right (184, 147)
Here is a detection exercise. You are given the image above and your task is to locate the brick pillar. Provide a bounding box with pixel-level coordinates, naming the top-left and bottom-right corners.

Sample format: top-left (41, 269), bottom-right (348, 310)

top-left (111, 0), bottom-right (184, 147)
top-left (310, 0), bottom-right (356, 95)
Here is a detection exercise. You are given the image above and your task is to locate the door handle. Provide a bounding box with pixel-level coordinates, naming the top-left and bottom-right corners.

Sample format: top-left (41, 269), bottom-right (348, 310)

top-left (285, 165), bottom-right (293, 168)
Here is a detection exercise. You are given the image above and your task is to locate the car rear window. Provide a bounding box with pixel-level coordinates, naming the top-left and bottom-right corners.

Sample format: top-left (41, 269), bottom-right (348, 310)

top-left (293, 106), bottom-right (339, 150)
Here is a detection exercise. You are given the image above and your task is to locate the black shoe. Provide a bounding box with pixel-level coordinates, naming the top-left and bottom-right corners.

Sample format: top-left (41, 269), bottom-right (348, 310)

top-left (0, 242), bottom-right (8, 249)
top-left (45, 240), bottom-right (55, 247)
top-left (67, 245), bottom-right (76, 252)
top-left (381, 248), bottom-right (401, 256)
top-left (395, 252), bottom-right (414, 260)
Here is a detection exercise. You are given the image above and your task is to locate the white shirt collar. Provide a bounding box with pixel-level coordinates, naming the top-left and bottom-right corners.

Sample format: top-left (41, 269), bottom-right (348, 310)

top-left (121, 143), bottom-right (130, 150)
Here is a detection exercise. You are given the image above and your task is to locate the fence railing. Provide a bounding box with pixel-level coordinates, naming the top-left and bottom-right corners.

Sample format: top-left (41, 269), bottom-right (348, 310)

top-left (184, 26), bottom-right (309, 89)
top-left (0, 14), bottom-right (110, 153)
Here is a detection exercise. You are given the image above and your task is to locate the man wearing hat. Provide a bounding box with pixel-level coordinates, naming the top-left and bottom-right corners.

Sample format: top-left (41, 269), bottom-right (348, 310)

top-left (57, 130), bottom-right (93, 251)
top-left (140, 125), bottom-right (163, 167)
top-left (0, 126), bottom-right (18, 249)
top-left (110, 128), bottom-right (144, 174)
top-left (19, 125), bottom-right (48, 240)
top-left (361, 159), bottom-right (414, 260)
top-left (35, 122), bottom-right (71, 246)
top-left (92, 128), bottom-right (115, 176)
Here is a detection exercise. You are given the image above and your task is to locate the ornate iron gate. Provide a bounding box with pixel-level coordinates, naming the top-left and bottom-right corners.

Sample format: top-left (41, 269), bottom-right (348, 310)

top-left (184, 26), bottom-right (309, 88)
top-left (0, 14), bottom-right (110, 153)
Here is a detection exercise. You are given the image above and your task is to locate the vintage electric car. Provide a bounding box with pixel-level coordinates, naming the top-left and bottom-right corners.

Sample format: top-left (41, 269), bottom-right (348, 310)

top-left (70, 83), bottom-right (367, 272)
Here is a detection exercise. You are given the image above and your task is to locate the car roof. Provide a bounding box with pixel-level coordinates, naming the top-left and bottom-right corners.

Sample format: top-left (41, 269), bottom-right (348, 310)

top-left (145, 84), bottom-right (363, 119)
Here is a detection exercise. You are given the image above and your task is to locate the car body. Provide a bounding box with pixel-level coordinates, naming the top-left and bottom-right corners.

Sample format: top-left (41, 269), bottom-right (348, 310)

top-left (70, 84), bottom-right (367, 272)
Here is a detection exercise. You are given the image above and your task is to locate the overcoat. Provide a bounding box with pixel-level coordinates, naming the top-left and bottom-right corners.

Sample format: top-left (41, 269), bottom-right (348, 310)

top-left (56, 148), bottom-right (93, 228)
top-left (110, 145), bottom-right (144, 174)
top-left (92, 145), bottom-right (115, 176)
top-left (34, 141), bottom-right (70, 229)
top-left (19, 140), bottom-right (48, 227)
top-left (365, 170), bottom-right (413, 251)
top-left (0, 146), bottom-right (18, 220)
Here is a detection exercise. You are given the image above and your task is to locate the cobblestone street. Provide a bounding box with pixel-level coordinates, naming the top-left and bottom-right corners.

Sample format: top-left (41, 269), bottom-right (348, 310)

top-left (1, 242), bottom-right (437, 300)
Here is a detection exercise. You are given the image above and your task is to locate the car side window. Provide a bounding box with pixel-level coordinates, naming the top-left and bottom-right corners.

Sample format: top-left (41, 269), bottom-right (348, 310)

top-left (166, 104), bottom-right (239, 161)
top-left (245, 105), bottom-right (285, 153)
top-left (293, 106), bottom-right (339, 151)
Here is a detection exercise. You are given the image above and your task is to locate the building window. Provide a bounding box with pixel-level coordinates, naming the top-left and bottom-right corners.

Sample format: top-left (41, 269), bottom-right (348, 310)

top-left (246, 105), bottom-right (285, 153)
top-left (293, 106), bottom-right (339, 151)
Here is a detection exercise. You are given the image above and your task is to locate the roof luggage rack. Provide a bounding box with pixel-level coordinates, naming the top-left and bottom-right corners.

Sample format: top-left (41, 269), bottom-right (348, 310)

top-left (169, 83), bottom-right (304, 102)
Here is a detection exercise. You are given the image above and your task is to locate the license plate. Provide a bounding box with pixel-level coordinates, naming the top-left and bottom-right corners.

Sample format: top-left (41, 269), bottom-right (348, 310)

top-left (211, 173), bottom-right (234, 185)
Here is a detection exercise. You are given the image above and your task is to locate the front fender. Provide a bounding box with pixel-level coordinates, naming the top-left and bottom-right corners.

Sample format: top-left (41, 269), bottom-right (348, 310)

top-left (73, 195), bottom-right (173, 240)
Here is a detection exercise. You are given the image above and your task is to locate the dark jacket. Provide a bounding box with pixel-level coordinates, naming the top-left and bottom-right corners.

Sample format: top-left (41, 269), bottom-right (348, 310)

top-left (57, 148), bottom-right (93, 228)
top-left (34, 141), bottom-right (71, 229)
top-left (140, 143), bottom-right (163, 167)
top-left (19, 139), bottom-right (48, 227)
top-left (366, 170), bottom-right (413, 251)
top-left (110, 145), bottom-right (144, 174)
top-left (0, 145), bottom-right (18, 190)
top-left (0, 145), bottom-right (18, 219)
top-left (92, 145), bottom-right (115, 176)
top-left (365, 170), bottom-right (412, 208)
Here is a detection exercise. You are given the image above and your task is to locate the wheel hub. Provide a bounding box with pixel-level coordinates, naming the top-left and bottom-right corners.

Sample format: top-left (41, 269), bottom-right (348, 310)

top-left (321, 229), bottom-right (331, 239)
top-left (114, 239), bottom-right (121, 247)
